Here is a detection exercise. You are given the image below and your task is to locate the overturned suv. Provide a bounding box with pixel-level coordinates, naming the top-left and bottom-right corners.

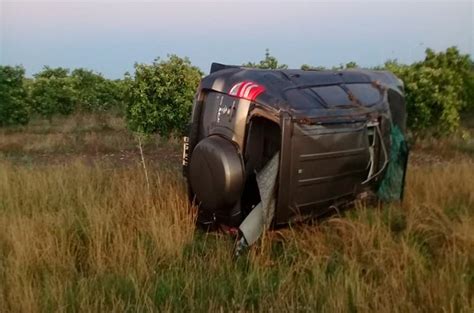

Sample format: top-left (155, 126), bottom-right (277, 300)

top-left (183, 63), bottom-right (408, 245)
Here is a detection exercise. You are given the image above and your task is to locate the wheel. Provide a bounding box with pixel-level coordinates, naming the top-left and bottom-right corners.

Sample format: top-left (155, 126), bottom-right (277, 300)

top-left (189, 136), bottom-right (245, 211)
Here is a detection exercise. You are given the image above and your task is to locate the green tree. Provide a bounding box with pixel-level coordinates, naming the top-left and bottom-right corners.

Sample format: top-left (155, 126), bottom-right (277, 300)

top-left (126, 55), bottom-right (203, 136)
top-left (331, 62), bottom-right (359, 70)
top-left (300, 64), bottom-right (326, 71)
top-left (71, 68), bottom-right (123, 113)
top-left (345, 61), bottom-right (359, 69)
top-left (243, 49), bottom-right (288, 69)
top-left (30, 66), bottom-right (76, 119)
top-left (300, 62), bottom-right (357, 71)
top-left (0, 65), bottom-right (30, 126)
top-left (108, 78), bottom-right (130, 114)
top-left (461, 59), bottom-right (474, 113)
top-left (34, 67), bottom-right (69, 79)
top-left (386, 47), bottom-right (471, 134)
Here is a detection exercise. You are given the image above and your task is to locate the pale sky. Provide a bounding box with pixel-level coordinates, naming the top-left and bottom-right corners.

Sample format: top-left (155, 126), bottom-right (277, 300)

top-left (1, 0), bottom-right (472, 78)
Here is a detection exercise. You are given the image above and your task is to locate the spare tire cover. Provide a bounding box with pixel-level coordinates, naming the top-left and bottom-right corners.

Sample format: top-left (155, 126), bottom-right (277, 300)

top-left (189, 136), bottom-right (245, 210)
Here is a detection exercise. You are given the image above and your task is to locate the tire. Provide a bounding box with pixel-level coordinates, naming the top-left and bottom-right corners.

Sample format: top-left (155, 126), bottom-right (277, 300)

top-left (189, 136), bottom-right (245, 211)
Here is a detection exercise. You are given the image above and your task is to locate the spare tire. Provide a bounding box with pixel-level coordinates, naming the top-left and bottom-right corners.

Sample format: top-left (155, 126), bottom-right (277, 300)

top-left (189, 136), bottom-right (245, 211)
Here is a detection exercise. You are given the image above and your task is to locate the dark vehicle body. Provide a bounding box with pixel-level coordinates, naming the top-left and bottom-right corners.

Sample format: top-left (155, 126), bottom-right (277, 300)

top-left (183, 63), bottom-right (408, 228)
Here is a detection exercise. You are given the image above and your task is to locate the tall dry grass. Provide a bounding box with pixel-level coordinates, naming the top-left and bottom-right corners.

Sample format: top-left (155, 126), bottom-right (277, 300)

top-left (0, 160), bottom-right (195, 312)
top-left (1, 114), bottom-right (473, 312)
top-left (0, 156), bottom-right (472, 312)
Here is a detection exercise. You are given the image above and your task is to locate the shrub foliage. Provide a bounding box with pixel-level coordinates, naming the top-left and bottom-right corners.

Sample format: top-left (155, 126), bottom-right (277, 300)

top-left (0, 66), bottom-right (30, 126)
top-left (243, 49), bottom-right (288, 69)
top-left (386, 47), bottom-right (472, 134)
top-left (126, 55), bottom-right (202, 136)
top-left (1, 47), bottom-right (472, 134)
top-left (71, 68), bottom-right (124, 113)
top-left (30, 67), bottom-right (76, 119)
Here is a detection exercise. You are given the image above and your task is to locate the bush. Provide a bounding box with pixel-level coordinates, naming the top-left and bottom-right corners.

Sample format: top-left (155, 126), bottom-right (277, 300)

top-left (300, 62), bottom-right (358, 71)
top-left (0, 65), bottom-right (30, 126)
top-left (300, 64), bottom-right (326, 71)
top-left (71, 68), bottom-right (125, 113)
top-left (243, 49), bottom-right (288, 69)
top-left (386, 47), bottom-right (472, 135)
top-left (126, 55), bottom-right (202, 136)
top-left (109, 78), bottom-right (130, 114)
top-left (463, 61), bottom-right (474, 113)
top-left (30, 66), bottom-right (76, 119)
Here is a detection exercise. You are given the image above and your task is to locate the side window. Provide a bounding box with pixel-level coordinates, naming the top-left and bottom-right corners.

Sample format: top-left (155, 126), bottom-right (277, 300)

top-left (311, 85), bottom-right (352, 107)
top-left (310, 83), bottom-right (382, 107)
top-left (346, 83), bottom-right (382, 106)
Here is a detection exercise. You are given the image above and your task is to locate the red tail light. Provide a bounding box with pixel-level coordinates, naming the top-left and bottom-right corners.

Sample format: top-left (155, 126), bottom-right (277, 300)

top-left (229, 81), bottom-right (265, 101)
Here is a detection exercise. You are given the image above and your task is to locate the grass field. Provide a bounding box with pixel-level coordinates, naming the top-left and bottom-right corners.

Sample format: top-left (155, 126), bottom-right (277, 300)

top-left (0, 114), bottom-right (473, 312)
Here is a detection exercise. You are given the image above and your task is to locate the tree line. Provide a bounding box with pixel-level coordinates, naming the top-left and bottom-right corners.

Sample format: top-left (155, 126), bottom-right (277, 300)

top-left (0, 66), bottom-right (127, 125)
top-left (1, 47), bottom-right (472, 136)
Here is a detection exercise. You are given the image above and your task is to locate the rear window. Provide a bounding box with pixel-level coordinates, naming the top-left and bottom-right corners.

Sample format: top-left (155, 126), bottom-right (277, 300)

top-left (311, 85), bottom-right (352, 107)
top-left (346, 83), bottom-right (381, 105)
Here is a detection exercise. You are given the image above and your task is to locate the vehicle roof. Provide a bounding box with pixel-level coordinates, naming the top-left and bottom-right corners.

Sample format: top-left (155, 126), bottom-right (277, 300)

top-left (200, 63), bottom-right (403, 119)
